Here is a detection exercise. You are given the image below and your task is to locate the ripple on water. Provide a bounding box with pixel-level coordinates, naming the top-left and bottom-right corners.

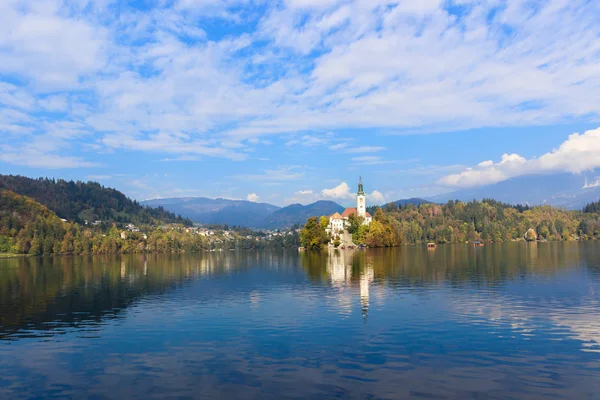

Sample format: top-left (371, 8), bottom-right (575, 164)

top-left (1, 246), bottom-right (600, 399)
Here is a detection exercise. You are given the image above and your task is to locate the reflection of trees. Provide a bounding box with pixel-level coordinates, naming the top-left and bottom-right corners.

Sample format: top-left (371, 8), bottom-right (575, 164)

top-left (2, 243), bottom-right (599, 338)
top-left (301, 242), bottom-right (600, 290)
top-left (0, 251), bottom-right (299, 339)
top-left (299, 242), bottom-right (600, 323)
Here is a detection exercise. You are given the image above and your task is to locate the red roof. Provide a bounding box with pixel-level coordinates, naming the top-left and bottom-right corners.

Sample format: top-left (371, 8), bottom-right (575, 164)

top-left (341, 207), bottom-right (357, 218)
top-left (341, 208), bottom-right (372, 218)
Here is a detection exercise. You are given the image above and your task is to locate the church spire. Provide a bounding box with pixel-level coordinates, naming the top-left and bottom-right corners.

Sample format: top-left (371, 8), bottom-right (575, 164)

top-left (357, 176), bottom-right (364, 195)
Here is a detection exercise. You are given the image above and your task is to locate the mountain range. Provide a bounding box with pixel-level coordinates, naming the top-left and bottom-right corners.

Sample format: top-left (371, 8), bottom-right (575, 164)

top-left (141, 197), bottom-right (343, 229)
top-left (429, 172), bottom-right (600, 209)
top-left (144, 172), bottom-right (600, 228)
top-left (3, 172), bottom-right (598, 231)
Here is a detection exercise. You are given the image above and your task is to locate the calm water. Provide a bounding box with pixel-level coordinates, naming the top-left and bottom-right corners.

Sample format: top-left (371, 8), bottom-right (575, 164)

top-left (1, 242), bottom-right (600, 399)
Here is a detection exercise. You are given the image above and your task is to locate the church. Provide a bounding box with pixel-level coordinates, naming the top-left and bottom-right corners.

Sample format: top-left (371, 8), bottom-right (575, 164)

top-left (327, 177), bottom-right (373, 235)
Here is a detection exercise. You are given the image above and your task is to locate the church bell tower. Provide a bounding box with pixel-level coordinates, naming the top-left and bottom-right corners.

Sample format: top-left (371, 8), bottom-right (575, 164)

top-left (357, 177), bottom-right (366, 218)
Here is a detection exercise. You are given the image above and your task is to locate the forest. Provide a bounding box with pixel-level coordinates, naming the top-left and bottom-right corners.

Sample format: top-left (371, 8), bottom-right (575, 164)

top-left (2, 173), bottom-right (600, 255)
top-left (0, 175), bottom-right (191, 226)
top-left (0, 190), bottom-right (299, 256)
top-left (302, 199), bottom-right (600, 249)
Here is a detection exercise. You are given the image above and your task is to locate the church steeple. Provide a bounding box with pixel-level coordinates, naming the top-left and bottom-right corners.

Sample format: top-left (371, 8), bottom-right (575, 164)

top-left (356, 177), bottom-right (366, 218)
top-left (357, 176), bottom-right (364, 195)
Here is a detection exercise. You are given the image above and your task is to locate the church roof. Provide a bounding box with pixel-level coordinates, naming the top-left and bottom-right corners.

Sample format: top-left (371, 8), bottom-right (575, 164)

top-left (330, 212), bottom-right (343, 219)
top-left (341, 208), bottom-right (372, 218)
top-left (341, 207), bottom-right (357, 218)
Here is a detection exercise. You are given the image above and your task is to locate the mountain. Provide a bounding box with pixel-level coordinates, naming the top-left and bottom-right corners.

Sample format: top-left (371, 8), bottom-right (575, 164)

top-left (263, 200), bottom-right (344, 228)
top-left (141, 197), bottom-right (281, 227)
top-left (429, 172), bottom-right (600, 209)
top-left (142, 197), bottom-right (345, 229)
top-left (0, 175), bottom-right (191, 226)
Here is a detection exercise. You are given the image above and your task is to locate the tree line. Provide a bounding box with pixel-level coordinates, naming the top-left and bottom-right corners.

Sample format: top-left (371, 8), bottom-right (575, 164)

top-left (0, 190), bottom-right (298, 255)
top-left (301, 199), bottom-right (600, 249)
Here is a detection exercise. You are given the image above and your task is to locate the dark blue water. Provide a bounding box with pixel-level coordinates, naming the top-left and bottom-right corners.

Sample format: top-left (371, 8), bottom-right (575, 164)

top-left (1, 242), bottom-right (600, 399)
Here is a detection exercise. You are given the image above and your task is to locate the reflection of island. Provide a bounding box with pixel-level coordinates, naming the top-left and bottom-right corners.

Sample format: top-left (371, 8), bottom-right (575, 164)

top-left (302, 242), bottom-right (600, 323)
top-left (325, 249), bottom-right (374, 320)
top-left (360, 262), bottom-right (374, 321)
top-left (328, 249), bottom-right (352, 286)
top-left (3, 242), bottom-right (599, 338)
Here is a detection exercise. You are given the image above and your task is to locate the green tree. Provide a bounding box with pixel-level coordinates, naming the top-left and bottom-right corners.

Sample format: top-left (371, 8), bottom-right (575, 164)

top-left (300, 217), bottom-right (329, 250)
top-left (347, 213), bottom-right (364, 234)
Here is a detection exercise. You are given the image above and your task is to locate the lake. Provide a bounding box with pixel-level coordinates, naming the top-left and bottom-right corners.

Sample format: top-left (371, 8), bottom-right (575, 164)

top-left (1, 242), bottom-right (600, 399)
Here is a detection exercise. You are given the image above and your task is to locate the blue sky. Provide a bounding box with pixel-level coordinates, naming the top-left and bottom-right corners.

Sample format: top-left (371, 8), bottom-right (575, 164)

top-left (1, 0), bottom-right (600, 206)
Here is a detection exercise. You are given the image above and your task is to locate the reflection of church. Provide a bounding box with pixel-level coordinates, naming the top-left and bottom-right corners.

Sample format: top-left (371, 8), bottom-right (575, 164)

top-left (327, 249), bottom-right (374, 321)
top-left (360, 262), bottom-right (374, 321)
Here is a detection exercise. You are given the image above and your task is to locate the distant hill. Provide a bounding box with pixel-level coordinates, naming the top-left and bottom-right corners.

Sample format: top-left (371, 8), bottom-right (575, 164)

top-left (142, 197), bottom-right (345, 229)
top-left (0, 175), bottom-right (191, 226)
top-left (142, 197), bottom-right (281, 228)
top-left (263, 200), bottom-right (344, 228)
top-left (430, 172), bottom-right (600, 210)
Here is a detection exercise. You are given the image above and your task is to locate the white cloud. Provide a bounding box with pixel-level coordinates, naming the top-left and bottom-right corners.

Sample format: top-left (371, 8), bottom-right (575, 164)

top-left (160, 155), bottom-right (200, 162)
top-left (329, 143), bottom-right (348, 150)
top-left (583, 177), bottom-right (600, 189)
top-left (344, 146), bottom-right (385, 154)
top-left (321, 182), bottom-right (352, 199)
top-left (440, 127), bottom-right (600, 188)
top-left (286, 133), bottom-right (333, 147)
top-left (247, 193), bottom-right (260, 202)
top-left (369, 190), bottom-right (385, 204)
top-left (2, 0), bottom-right (600, 171)
top-left (231, 165), bottom-right (305, 182)
top-left (284, 180), bottom-right (386, 205)
top-left (351, 155), bottom-right (401, 166)
top-left (0, 145), bottom-right (100, 169)
top-left (86, 175), bottom-right (112, 181)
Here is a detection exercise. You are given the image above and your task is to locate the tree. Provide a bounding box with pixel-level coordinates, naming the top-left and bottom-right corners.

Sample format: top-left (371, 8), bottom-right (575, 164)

top-left (319, 216), bottom-right (329, 230)
top-left (347, 213), bottom-right (364, 234)
top-left (333, 235), bottom-right (341, 248)
top-left (300, 217), bottom-right (329, 250)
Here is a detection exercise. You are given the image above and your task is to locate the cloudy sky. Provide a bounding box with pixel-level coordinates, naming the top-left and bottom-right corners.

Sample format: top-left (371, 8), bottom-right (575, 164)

top-left (1, 0), bottom-right (600, 206)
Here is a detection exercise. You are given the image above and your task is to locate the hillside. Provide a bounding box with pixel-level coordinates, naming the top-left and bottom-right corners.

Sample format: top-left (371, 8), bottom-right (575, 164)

top-left (142, 197), bottom-right (280, 227)
top-left (0, 190), bottom-right (66, 254)
top-left (0, 175), bottom-right (191, 226)
top-left (264, 201), bottom-right (344, 228)
top-left (371, 198), bottom-right (431, 214)
top-left (430, 172), bottom-right (600, 209)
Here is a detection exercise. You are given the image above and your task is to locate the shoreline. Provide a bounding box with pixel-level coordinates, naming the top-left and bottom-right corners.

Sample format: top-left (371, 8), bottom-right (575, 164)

top-left (0, 253), bottom-right (32, 259)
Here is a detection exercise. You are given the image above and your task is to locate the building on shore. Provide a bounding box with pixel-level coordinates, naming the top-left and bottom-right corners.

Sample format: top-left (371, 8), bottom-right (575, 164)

top-left (326, 177), bottom-right (373, 235)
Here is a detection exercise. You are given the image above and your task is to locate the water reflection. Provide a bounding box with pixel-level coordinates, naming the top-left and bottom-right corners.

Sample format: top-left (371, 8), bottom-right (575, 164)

top-left (1, 242), bottom-right (600, 399)
top-left (2, 242), bottom-right (600, 341)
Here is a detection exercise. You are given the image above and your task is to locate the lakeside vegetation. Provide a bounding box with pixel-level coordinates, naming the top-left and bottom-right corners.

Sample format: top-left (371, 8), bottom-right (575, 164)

top-left (301, 199), bottom-right (600, 249)
top-left (1, 173), bottom-right (599, 255)
top-left (0, 189), bottom-right (299, 256)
